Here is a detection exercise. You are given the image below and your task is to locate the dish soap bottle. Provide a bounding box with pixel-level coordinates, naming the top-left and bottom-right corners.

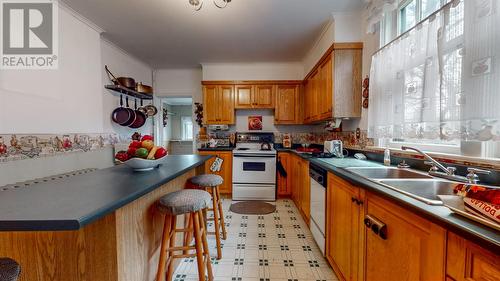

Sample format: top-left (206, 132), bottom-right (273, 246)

top-left (384, 147), bottom-right (391, 166)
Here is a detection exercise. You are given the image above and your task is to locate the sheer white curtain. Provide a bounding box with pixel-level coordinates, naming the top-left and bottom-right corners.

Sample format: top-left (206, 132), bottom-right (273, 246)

top-left (368, 0), bottom-right (500, 142)
top-left (365, 0), bottom-right (398, 34)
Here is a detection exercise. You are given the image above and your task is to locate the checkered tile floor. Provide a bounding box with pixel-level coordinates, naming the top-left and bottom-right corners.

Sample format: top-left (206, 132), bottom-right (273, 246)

top-left (172, 199), bottom-right (338, 281)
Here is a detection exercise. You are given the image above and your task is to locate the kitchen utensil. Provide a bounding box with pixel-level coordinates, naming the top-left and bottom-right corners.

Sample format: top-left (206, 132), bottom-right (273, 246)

top-left (123, 157), bottom-right (165, 172)
top-left (105, 65), bottom-right (136, 89)
top-left (136, 82), bottom-right (153, 94)
top-left (111, 95), bottom-right (132, 125)
top-left (121, 97), bottom-right (137, 127)
top-left (144, 104), bottom-right (158, 117)
top-left (129, 99), bottom-right (147, 129)
top-left (137, 99), bottom-right (148, 115)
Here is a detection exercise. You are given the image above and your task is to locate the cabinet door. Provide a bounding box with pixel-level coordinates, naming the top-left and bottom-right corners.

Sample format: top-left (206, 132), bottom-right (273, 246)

top-left (364, 193), bottom-right (446, 281)
top-left (326, 173), bottom-right (361, 281)
top-left (218, 85), bottom-right (235, 124)
top-left (310, 70), bottom-right (320, 122)
top-left (319, 56), bottom-right (333, 118)
top-left (446, 232), bottom-right (500, 281)
top-left (203, 85), bottom-right (219, 124)
top-left (277, 152), bottom-right (291, 196)
top-left (303, 79), bottom-right (312, 123)
top-left (254, 85), bottom-right (275, 108)
top-left (290, 154), bottom-right (300, 207)
top-left (235, 85), bottom-right (253, 109)
top-left (275, 85), bottom-right (299, 124)
top-left (299, 158), bottom-right (310, 221)
top-left (198, 151), bottom-right (233, 194)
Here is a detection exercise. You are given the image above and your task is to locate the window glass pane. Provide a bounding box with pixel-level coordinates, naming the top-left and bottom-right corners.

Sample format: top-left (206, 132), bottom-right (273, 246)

top-left (181, 116), bottom-right (193, 140)
top-left (421, 0), bottom-right (441, 18)
top-left (400, 0), bottom-right (417, 33)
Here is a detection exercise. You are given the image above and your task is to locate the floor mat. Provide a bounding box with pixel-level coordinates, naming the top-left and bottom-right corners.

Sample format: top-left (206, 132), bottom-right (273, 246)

top-left (229, 201), bottom-right (276, 215)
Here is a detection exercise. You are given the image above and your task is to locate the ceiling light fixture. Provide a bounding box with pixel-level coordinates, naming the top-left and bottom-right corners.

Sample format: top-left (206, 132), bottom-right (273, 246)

top-left (189, 0), bottom-right (231, 11)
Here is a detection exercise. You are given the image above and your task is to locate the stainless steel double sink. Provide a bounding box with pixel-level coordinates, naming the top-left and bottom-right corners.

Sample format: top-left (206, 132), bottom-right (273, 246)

top-left (345, 167), bottom-right (460, 205)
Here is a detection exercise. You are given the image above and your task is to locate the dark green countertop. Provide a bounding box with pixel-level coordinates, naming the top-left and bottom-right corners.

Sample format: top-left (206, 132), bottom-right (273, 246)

top-left (0, 155), bottom-right (212, 231)
top-left (277, 149), bottom-right (500, 254)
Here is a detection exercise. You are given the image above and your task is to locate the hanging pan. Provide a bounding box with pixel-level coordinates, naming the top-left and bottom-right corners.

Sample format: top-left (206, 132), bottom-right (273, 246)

top-left (105, 65), bottom-right (136, 89)
top-left (111, 95), bottom-right (132, 125)
top-left (121, 96), bottom-right (137, 127)
top-left (129, 99), bottom-right (147, 129)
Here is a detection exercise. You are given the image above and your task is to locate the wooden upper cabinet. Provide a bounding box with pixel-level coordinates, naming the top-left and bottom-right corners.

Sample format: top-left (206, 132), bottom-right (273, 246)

top-left (446, 232), bottom-right (500, 281)
top-left (364, 192), bottom-right (446, 281)
top-left (275, 84), bottom-right (300, 124)
top-left (303, 43), bottom-right (362, 123)
top-left (235, 84), bottom-right (275, 109)
top-left (254, 85), bottom-right (275, 108)
top-left (219, 85), bottom-right (235, 123)
top-left (203, 85), bottom-right (235, 125)
top-left (203, 85), bottom-right (219, 124)
top-left (234, 85), bottom-right (254, 108)
top-left (326, 173), bottom-right (363, 281)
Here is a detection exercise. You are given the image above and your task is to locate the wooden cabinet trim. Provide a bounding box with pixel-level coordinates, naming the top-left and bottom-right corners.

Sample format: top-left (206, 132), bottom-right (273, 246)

top-left (202, 80), bottom-right (302, 85)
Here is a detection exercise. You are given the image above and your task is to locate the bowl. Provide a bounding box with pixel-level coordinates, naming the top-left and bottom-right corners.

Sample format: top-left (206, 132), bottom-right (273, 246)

top-left (123, 157), bottom-right (165, 171)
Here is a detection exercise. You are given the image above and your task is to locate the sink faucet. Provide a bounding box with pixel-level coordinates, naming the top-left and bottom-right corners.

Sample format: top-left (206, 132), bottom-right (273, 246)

top-left (401, 146), bottom-right (469, 182)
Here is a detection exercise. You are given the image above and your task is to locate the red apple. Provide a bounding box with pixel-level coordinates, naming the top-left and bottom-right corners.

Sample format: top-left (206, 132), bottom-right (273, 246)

top-left (127, 147), bottom-right (137, 156)
top-left (154, 147), bottom-right (167, 159)
top-left (141, 135), bottom-right (153, 141)
top-left (129, 140), bottom-right (142, 148)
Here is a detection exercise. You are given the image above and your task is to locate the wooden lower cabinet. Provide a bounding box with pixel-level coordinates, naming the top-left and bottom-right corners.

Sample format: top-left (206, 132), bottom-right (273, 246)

top-left (287, 153), bottom-right (310, 222)
top-left (363, 192), bottom-right (446, 281)
top-left (326, 173), bottom-right (447, 281)
top-left (446, 232), bottom-right (500, 281)
top-left (326, 173), bottom-right (363, 281)
top-left (197, 151), bottom-right (232, 194)
top-left (277, 152), bottom-right (292, 197)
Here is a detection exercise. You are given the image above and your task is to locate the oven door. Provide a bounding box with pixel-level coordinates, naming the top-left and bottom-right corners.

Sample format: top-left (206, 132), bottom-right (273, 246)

top-left (232, 154), bottom-right (276, 184)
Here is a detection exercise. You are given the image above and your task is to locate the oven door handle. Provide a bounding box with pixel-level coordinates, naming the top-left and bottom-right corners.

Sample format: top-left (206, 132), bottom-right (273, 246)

top-left (233, 154), bottom-right (276, 158)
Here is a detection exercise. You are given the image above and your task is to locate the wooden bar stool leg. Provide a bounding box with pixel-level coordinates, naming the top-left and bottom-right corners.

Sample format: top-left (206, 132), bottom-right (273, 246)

top-left (183, 213), bottom-right (193, 255)
top-left (199, 209), bottom-right (214, 281)
top-left (156, 215), bottom-right (173, 281)
top-left (193, 211), bottom-right (206, 281)
top-left (166, 216), bottom-right (177, 281)
top-left (215, 186), bottom-right (227, 240)
top-left (210, 187), bottom-right (223, 259)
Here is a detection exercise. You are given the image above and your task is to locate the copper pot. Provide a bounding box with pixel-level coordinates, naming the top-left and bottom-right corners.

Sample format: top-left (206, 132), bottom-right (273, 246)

top-left (136, 82), bottom-right (153, 94)
top-left (105, 65), bottom-right (136, 89)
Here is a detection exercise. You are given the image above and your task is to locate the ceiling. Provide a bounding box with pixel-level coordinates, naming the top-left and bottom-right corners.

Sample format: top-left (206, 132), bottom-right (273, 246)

top-left (62, 0), bottom-right (364, 68)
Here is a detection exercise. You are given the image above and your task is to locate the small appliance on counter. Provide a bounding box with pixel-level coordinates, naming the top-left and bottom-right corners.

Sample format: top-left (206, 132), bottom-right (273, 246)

top-left (282, 133), bottom-right (292, 148)
top-left (324, 140), bottom-right (345, 158)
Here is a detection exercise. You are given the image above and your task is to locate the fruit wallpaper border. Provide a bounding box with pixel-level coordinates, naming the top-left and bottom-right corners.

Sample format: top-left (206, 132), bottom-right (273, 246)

top-left (0, 133), bottom-right (121, 163)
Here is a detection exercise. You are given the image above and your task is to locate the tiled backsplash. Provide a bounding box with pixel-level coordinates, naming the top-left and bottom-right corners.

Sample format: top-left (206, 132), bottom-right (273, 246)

top-left (0, 133), bottom-right (121, 163)
top-left (274, 130), bottom-right (375, 149)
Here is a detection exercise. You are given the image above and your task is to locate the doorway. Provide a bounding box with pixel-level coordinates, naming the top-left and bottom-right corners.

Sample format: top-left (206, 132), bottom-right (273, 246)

top-left (160, 97), bottom-right (195, 155)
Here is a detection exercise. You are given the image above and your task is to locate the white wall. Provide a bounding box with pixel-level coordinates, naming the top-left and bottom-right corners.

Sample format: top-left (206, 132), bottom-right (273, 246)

top-left (202, 62), bottom-right (304, 81)
top-left (0, 5), bottom-right (102, 134)
top-left (302, 12), bottom-right (363, 76)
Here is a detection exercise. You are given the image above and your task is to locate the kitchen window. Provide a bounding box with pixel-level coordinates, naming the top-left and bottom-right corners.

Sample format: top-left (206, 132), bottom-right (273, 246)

top-left (181, 116), bottom-right (193, 141)
top-left (368, 0), bottom-right (500, 159)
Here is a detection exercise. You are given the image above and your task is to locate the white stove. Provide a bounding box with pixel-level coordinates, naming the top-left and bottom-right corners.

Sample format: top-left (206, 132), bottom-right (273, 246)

top-left (232, 133), bottom-right (276, 201)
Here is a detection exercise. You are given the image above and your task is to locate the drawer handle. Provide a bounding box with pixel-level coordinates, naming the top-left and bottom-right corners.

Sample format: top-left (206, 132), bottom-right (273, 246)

top-left (364, 214), bottom-right (387, 240)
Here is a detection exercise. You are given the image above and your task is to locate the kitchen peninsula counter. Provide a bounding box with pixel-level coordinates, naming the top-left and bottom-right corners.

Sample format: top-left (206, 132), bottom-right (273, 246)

top-left (0, 154), bottom-right (212, 281)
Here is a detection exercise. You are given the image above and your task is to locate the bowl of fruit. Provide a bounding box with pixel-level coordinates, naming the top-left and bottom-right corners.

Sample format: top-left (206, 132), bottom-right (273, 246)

top-left (115, 135), bottom-right (168, 172)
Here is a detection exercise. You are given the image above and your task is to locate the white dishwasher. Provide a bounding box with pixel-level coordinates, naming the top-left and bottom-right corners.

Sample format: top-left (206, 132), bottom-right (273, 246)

top-left (309, 163), bottom-right (327, 255)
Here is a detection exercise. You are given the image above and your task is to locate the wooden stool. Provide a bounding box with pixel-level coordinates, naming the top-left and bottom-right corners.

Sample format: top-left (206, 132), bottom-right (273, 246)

top-left (187, 174), bottom-right (227, 260)
top-left (0, 258), bottom-right (20, 281)
top-left (156, 189), bottom-right (213, 281)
